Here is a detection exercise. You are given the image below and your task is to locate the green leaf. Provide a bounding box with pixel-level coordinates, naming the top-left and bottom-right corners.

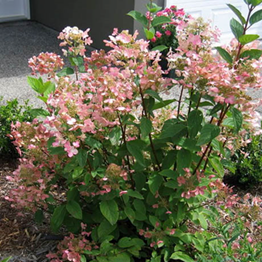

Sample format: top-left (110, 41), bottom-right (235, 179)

top-left (160, 120), bottom-right (187, 139)
top-left (57, 67), bottom-right (74, 77)
top-left (152, 16), bottom-right (171, 27)
top-left (239, 34), bottom-right (259, 45)
top-left (72, 167), bottom-right (84, 180)
top-left (148, 174), bottom-right (163, 194)
top-left (230, 18), bottom-right (244, 39)
top-left (100, 200), bottom-right (119, 225)
top-left (249, 0), bottom-right (262, 7)
top-left (126, 190), bottom-right (144, 199)
top-left (76, 148), bottom-right (87, 167)
top-left (153, 99), bottom-right (176, 110)
top-left (43, 81), bottom-right (56, 97)
top-left (133, 200), bottom-right (147, 221)
top-left (34, 210), bottom-right (44, 224)
top-left (98, 220), bottom-right (117, 239)
top-left (30, 108), bottom-right (50, 118)
top-left (187, 110), bottom-right (203, 138)
top-left (231, 107), bottom-right (243, 133)
top-left (124, 206), bottom-right (136, 222)
top-left (146, 3), bottom-right (162, 13)
top-left (126, 140), bottom-right (146, 167)
top-left (1, 257), bottom-right (12, 262)
top-left (196, 124), bottom-right (220, 146)
top-left (71, 56), bottom-right (84, 67)
top-left (27, 76), bottom-right (44, 94)
top-left (144, 89), bottom-right (162, 101)
top-left (209, 157), bottom-right (224, 178)
top-left (80, 255), bottom-right (87, 262)
top-left (144, 28), bottom-right (155, 40)
top-left (215, 47), bottom-right (233, 64)
top-left (118, 237), bottom-right (136, 248)
top-left (170, 251), bottom-right (195, 262)
top-left (51, 205), bottom-right (66, 232)
top-left (227, 4), bottom-right (246, 24)
top-left (240, 49), bottom-right (262, 60)
top-left (109, 127), bottom-right (121, 146)
top-left (151, 45), bottom-right (168, 52)
top-left (127, 11), bottom-right (148, 27)
top-left (177, 149), bottom-right (192, 173)
top-left (108, 253), bottom-right (130, 262)
top-left (66, 200), bottom-right (83, 220)
top-left (198, 213), bottom-right (208, 230)
top-left (140, 117), bottom-right (152, 139)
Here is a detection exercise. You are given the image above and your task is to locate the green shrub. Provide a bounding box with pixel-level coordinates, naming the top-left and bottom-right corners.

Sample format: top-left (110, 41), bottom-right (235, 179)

top-left (227, 134), bottom-right (262, 188)
top-left (0, 97), bottom-right (34, 158)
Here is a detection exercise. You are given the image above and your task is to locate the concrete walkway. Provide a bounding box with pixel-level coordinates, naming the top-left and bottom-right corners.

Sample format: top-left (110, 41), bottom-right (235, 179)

top-left (0, 20), bottom-right (65, 107)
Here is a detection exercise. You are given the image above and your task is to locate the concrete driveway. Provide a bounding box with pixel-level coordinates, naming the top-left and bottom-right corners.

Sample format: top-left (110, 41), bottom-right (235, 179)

top-left (0, 20), bottom-right (262, 114)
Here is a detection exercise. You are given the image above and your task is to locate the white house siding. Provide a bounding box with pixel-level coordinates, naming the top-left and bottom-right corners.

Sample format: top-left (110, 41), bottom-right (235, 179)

top-left (165, 0), bottom-right (262, 45)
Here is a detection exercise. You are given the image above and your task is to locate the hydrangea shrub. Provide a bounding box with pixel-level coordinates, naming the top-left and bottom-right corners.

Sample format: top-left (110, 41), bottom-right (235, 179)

top-left (6, 0), bottom-right (262, 261)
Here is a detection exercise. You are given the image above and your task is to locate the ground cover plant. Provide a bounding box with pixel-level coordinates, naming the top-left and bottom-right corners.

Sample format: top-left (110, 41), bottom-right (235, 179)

top-left (0, 97), bottom-right (34, 158)
top-left (4, 0), bottom-right (262, 261)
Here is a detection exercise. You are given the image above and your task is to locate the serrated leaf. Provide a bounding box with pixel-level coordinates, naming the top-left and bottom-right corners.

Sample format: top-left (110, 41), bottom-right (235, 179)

top-left (124, 206), bottom-right (136, 222)
top-left (177, 149), bottom-right (192, 173)
top-left (57, 67), bottom-right (74, 77)
top-left (152, 16), bottom-right (171, 27)
top-left (72, 167), bottom-right (84, 180)
top-left (170, 251), bottom-right (195, 262)
top-left (196, 124), bottom-right (220, 146)
top-left (100, 200), bottom-right (119, 225)
top-left (227, 4), bottom-right (246, 24)
top-left (51, 205), bottom-right (66, 233)
top-left (151, 45), bottom-right (168, 52)
top-left (153, 99), bottom-right (176, 110)
top-left (118, 237), bottom-right (135, 248)
top-left (160, 120), bottom-right (187, 139)
top-left (144, 89), bottom-right (162, 101)
top-left (30, 108), bottom-right (50, 118)
top-left (209, 157), bottom-right (224, 177)
top-left (98, 220), bottom-right (117, 239)
top-left (148, 174), bottom-right (163, 194)
top-left (198, 213), bottom-right (208, 230)
top-left (230, 18), bottom-right (244, 39)
top-left (27, 76), bottom-right (44, 93)
top-left (76, 148), bottom-right (87, 167)
top-left (215, 47), bottom-right (233, 64)
top-left (127, 11), bottom-right (148, 27)
top-left (66, 200), bottom-right (82, 220)
top-left (126, 190), bottom-right (144, 199)
top-left (231, 107), bottom-right (243, 133)
top-left (140, 117), bottom-right (152, 139)
top-left (126, 140), bottom-right (146, 167)
top-left (71, 56), bottom-right (84, 67)
top-left (43, 81), bottom-right (56, 97)
top-left (188, 109), bottom-right (203, 138)
top-left (250, 9), bottom-right (262, 26)
top-left (240, 49), bottom-right (262, 60)
top-left (239, 34), bottom-right (259, 45)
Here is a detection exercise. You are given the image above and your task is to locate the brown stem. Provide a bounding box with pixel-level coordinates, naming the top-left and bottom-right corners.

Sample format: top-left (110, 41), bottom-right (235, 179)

top-left (177, 85), bottom-right (184, 117)
top-left (139, 86), bottom-right (161, 171)
top-left (235, 6), bottom-right (255, 63)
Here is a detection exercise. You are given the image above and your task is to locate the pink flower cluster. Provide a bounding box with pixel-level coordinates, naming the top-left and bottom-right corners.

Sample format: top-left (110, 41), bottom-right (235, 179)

top-left (28, 52), bottom-right (64, 78)
top-left (58, 26), bottom-right (93, 56)
top-left (47, 224), bottom-right (98, 262)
